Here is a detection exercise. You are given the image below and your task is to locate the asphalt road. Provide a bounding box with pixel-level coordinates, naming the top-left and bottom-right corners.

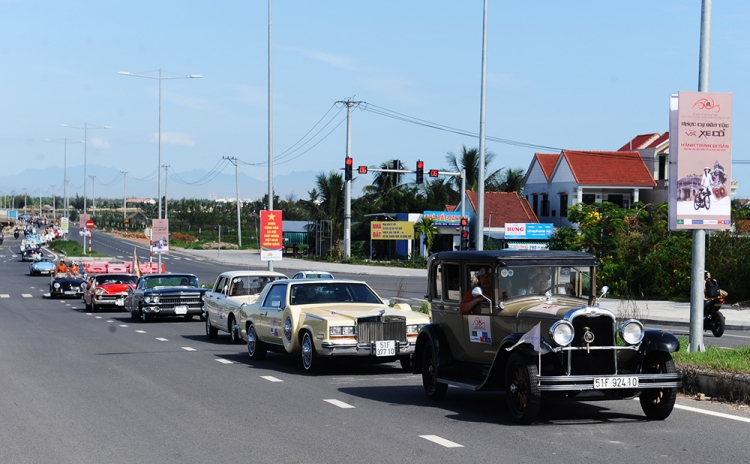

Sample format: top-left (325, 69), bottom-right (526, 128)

top-left (2, 232), bottom-right (750, 462)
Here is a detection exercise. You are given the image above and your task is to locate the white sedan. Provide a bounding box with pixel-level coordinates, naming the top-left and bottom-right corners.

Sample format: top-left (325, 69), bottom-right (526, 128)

top-left (203, 270), bottom-right (288, 343)
top-left (291, 270), bottom-right (334, 280)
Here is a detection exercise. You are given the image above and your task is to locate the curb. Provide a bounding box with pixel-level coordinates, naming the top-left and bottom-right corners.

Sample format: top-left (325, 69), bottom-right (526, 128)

top-left (679, 366), bottom-right (750, 405)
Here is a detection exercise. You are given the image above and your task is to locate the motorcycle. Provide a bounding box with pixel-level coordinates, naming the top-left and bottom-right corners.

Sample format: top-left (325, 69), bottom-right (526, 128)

top-left (704, 295), bottom-right (726, 337)
top-left (13, 229), bottom-right (19, 239)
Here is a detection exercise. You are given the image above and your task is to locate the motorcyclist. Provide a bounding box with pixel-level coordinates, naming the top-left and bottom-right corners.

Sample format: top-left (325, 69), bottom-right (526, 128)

top-left (704, 271), bottom-right (721, 300)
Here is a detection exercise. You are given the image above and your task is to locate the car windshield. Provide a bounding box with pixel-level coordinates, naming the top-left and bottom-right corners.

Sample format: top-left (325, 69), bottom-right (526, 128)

top-left (96, 275), bottom-right (138, 285)
top-left (142, 275), bottom-right (198, 289)
top-left (496, 265), bottom-right (593, 299)
top-left (290, 282), bottom-right (382, 305)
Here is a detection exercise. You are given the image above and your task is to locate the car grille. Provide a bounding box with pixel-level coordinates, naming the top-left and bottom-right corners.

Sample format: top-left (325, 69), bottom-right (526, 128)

top-left (356, 315), bottom-right (407, 343)
top-left (158, 293), bottom-right (203, 308)
top-left (569, 314), bottom-right (616, 375)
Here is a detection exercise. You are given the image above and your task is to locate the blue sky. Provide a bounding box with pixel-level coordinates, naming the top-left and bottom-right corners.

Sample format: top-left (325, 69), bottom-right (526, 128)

top-left (1, 1), bottom-right (749, 201)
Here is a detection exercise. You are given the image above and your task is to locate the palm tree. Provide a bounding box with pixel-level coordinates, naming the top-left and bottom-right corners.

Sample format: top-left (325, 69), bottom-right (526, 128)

top-left (300, 171), bottom-right (346, 253)
top-left (362, 159), bottom-right (404, 198)
top-left (489, 167), bottom-right (526, 194)
top-left (414, 216), bottom-right (440, 255)
top-left (445, 145), bottom-right (503, 192)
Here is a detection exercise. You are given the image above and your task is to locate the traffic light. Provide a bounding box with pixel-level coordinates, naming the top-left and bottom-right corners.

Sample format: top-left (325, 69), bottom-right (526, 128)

top-left (461, 230), bottom-right (469, 251)
top-left (358, 166), bottom-right (368, 174)
top-left (345, 157), bottom-right (353, 181)
top-left (416, 160), bottom-right (424, 184)
top-left (460, 217), bottom-right (468, 227)
top-left (429, 169), bottom-right (439, 178)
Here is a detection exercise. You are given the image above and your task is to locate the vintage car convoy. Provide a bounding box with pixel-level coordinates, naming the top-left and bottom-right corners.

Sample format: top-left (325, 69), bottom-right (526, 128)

top-left (124, 273), bottom-right (207, 322)
top-left (239, 279), bottom-right (430, 372)
top-left (29, 257), bottom-right (56, 276)
top-left (204, 270), bottom-right (288, 343)
top-left (84, 273), bottom-right (138, 312)
top-left (414, 250), bottom-right (681, 424)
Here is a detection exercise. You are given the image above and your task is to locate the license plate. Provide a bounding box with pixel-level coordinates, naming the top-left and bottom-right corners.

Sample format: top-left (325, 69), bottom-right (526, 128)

top-left (594, 376), bottom-right (639, 389)
top-left (115, 299), bottom-right (124, 306)
top-left (65, 291), bottom-right (77, 295)
top-left (174, 305), bottom-right (188, 315)
top-left (375, 340), bottom-right (396, 357)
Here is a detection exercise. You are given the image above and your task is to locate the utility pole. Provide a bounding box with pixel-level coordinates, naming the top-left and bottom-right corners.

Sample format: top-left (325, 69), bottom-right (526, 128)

top-left (337, 98), bottom-right (363, 259)
top-left (50, 186), bottom-right (56, 220)
top-left (121, 171), bottom-right (128, 223)
top-left (23, 188), bottom-right (27, 216)
top-left (162, 165), bottom-right (170, 219)
top-left (89, 176), bottom-right (96, 216)
top-left (223, 156), bottom-right (242, 248)
top-left (689, 0), bottom-right (713, 353)
top-left (39, 188), bottom-right (42, 219)
top-left (267, 0), bottom-right (274, 271)
top-left (476, 0), bottom-right (489, 250)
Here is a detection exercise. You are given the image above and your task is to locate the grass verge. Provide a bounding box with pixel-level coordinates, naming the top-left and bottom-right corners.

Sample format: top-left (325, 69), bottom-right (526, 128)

top-left (673, 336), bottom-right (750, 374)
top-left (47, 240), bottom-right (108, 258)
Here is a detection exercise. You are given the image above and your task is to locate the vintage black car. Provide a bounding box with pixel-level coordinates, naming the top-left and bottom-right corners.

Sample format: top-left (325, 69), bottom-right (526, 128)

top-left (49, 273), bottom-right (86, 299)
top-left (124, 273), bottom-right (207, 322)
top-left (414, 250), bottom-right (681, 424)
top-left (21, 247), bottom-right (44, 261)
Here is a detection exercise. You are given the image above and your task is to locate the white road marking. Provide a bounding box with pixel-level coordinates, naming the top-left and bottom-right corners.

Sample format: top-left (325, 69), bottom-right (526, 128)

top-left (29, 287), bottom-right (34, 289)
top-left (43, 293), bottom-right (50, 297)
top-left (66, 304), bottom-right (71, 306)
top-left (181, 347), bottom-right (197, 352)
top-left (215, 359), bottom-right (234, 364)
top-left (95, 316), bottom-right (102, 319)
top-left (119, 324), bottom-right (129, 328)
top-left (86, 313), bottom-right (93, 315)
top-left (0, 294), bottom-right (9, 298)
top-left (324, 399), bottom-right (355, 409)
top-left (675, 404), bottom-right (750, 423)
top-left (136, 330), bottom-right (146, 334)
top-left (261, 376), bottom-right (283, 383)
top-left (106, 320), bottom-right (115, 323)
top-left (155, 338), bottom-right (168, 342)
top-left (419, 435), bottom-right (464, 448)
top-left (22, 294), bottom-right (33, 298)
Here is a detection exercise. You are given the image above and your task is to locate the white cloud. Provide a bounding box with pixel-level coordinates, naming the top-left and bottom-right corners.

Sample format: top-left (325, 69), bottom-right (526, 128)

top-left (286, 46), bottom-right (357, 71)
top-left (89, 137), bottom-right (110, 149)
top-left (151, 132), bottom-right (195, 146)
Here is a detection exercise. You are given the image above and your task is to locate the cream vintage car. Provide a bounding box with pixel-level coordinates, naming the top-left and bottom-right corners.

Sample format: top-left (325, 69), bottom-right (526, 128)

top-left (238, 279), bottom-right (430, 372)
top-left (203, 270), bottom-right (288, 343)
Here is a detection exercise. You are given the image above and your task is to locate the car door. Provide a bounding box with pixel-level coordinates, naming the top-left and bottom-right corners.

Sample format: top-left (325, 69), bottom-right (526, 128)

top-left (428, 261), bottom-right (469, 361)
top-left (204, 276), bottom-right (226, 327)
top-left (257, 283), bottom-right (288, 346)
top-left (462, 264), bottom-right (499, 364)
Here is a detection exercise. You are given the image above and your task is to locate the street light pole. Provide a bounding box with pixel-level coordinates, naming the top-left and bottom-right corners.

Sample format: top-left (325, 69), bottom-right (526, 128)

top-left (121, 171), bottom-right (128, 223)
top-left (60, 124), bottom-right (111, 215)
top-left (51, 185), bottom-right (56, 220)
top-left (162, 165), bottom-right (170, 219)
top-left (89, 176), bottom-right (96, 216)
top-left (222, 156), bottom-right (242, 248)
top-left (46, 138), bottom-right (84, 220)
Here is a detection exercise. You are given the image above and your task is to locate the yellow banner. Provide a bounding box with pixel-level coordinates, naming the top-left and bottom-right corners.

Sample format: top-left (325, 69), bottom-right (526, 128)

top-left (371, 221), bottom-right (414, 240)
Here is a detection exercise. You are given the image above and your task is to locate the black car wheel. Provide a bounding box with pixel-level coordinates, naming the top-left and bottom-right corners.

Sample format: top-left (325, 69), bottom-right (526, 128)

top-left (639, 351), bottom-right (677, 420)
top-left (229, 316), bottom-right (241, 344)
top-left (421, 341), bottom-right (447, 400)
top-left (141, 311), bottom-right (153, 322)
top-left (505, 352), bottom-right (541, 425)
top-left (130, 309), bottom-right (138, 320)
top-left (247, 324), bottom-right (267, 360)
top-left (205, 317), bottom-right (218, 339)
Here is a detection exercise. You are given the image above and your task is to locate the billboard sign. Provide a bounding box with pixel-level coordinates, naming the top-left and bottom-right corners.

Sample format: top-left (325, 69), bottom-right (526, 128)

top-left (421, 211), bottom-right (468, 227)
top-left (504, 223), bottom-right (554, 239)
top-left (371, 221), bottom-right (414, 240)
top-left (670, 91), bottom-right (732, 230)
top-left (260, 210), bottom-right (283, 261)
top-left (60, 217), bottom-right (69, 233)
top-left (151, 219), bottom-right (169, 254)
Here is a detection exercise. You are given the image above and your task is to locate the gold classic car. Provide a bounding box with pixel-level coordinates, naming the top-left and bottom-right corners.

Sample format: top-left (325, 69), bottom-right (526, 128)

top-left (203, 270), bottom-right (288, 343)
top-left (239, 279), bottom-right (430, 372)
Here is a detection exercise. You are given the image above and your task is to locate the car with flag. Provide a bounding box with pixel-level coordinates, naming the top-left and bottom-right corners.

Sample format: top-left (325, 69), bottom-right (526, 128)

top-left (414, 250), bottom-right (681, 424)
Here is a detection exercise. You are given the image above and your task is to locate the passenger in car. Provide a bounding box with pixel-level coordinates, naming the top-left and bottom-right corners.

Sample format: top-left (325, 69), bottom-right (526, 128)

top-left (231, 279), bottom-right (245, 296)
top-left (459, 267), bottom-right (491, 315)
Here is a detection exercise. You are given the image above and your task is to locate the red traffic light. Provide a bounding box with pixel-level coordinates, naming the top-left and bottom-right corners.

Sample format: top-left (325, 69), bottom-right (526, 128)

top-left (345, 158), bottom-right (353, 166)
top-left (460, 217), bottom-right (468, 226)
top-left (417, 160), bottom-right (424, 169)
top-left (429, 169), bottom-right (439, 177)
top-left (461, 230), bottom-right (469, 238)
top-left (358, 166), bottom-right (368, 174)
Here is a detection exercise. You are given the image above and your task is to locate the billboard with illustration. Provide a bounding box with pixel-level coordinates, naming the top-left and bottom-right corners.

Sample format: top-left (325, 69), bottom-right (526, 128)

top-left (669, 91), bottom-right (732, 230)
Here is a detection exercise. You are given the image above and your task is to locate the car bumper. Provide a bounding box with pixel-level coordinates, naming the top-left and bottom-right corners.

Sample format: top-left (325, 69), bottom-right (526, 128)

top-left (319, 340), bottom-right (416, 357)
top-left (538, 373), bottom-right (682, 392)
top-left (93, 296), bottom-right (127, 306)
top-left (141, 306), bottom-right (204, 316)
top-left (51, 289), bottom-right (84, 298)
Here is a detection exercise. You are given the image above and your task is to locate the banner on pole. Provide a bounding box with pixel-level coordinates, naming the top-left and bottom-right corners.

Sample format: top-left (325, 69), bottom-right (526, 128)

top-left (260, 210), bottom-right (283, 261)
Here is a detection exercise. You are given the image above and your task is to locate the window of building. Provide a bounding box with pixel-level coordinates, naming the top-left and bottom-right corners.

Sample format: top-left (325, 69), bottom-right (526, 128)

top-left (560, 194), bottom-right (568, 218)
top-left (541, 194), bottom-right (549, 216)
top-left (582, 194), bottom-right (596, 205)
top-left (532, 194), bottom-right (539, 215)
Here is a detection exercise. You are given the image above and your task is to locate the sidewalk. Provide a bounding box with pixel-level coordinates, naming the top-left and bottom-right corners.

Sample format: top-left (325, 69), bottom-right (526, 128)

top-left (170, 247), bottom-right (750, 331)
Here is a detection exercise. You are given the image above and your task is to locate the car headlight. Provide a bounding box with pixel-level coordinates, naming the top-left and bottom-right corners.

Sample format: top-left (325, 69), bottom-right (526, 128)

top-left (550, 320), bottom-right (574, 347)
top-left (330, 326), bottom-right (355, 336)
top-left (53, 283), bottom-right (60, 289)
top-left (619, 319), bottom-right (644, 345)
top-left (95, 289), bottom-right (104, 295)
top-left (406, 324), bottom-right (423, 335)
top-left (145, 296), bottom-right (152, 303)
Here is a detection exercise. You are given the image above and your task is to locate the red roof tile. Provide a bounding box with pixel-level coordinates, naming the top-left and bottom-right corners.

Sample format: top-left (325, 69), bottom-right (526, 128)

top-left (445, 205), bottom-right (457, 212)
top-left (646, 132), bottom-right (669, 149)
top-left (618, 133), bottom-right (661, 151)
top-left (562, 150), bottom-right (656, 186)
top-left (466, 191), bottom-right (540, 226)
top-left (535, 153), bottom-right (560, 181)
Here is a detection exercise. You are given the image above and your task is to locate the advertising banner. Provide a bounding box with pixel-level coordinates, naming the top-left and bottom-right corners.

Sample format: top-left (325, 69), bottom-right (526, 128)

top-left (8, 210), bottom-right (17, 220)
top-left (260, 210), bottom-right (283, 261)
top-left (504, 223), bottom-right (554, 239)
top-left (60, 217), bottom-right (69, 233)
top-left (78, 214), bottom-right (90, 236)
top-left (371, 221), bottom-right (414, 240)
top-left (151, 219), bottom-right (169, 254)
top-left (670, 91), bottom-right (732, 230)
top-left (421, 211), bottom-right (468, 226)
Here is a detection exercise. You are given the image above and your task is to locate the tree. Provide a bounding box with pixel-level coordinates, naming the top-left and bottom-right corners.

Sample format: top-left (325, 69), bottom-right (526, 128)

top-left (490, 167), bottom-right (526, 194)
top-left (414, 216), bottom-right (440, 255)
top-left (445, 145), bottom-right (503, 192)
top-left (300, 171), bottom-right (346, 254)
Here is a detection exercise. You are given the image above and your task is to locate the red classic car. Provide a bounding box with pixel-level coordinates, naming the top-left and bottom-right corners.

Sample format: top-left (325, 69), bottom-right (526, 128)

top-left (83, 273), bottom-right (139, 312)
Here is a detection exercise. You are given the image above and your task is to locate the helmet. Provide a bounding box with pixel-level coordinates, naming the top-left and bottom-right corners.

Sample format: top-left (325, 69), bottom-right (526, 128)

top-left (705, 270), bottom-right (711, 277)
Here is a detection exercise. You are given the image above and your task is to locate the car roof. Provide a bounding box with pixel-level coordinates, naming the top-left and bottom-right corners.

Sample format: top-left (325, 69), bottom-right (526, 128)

top-left (217, 270), bottom-right (288, 279)
top-left (275, 278), bottom-right (365, 285)
top-left (296, 270), bottom-right (333, 275)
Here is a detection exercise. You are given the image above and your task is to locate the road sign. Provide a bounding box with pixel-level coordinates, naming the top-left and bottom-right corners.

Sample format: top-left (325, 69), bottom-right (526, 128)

top-left (85, 220), bottom-right (95, 229)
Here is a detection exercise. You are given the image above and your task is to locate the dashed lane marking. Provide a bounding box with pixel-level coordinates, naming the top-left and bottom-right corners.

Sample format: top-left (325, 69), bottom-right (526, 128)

top-left (419, 435), bottom-right (463, 448)
top-left (156, 338), bottom-right (168, 342)
top-left (95, 316), bottom-right (102, 319)
top-left (136, 330), bottom-right (146, 334)
top-left (181, 347), bottom-right (197, 352)
top-left (215, 359), bottom-right (234, 364)
top-left (0, 294), bottom-right (9, 298)
top-left (22, 294), bottom-right (33, 298)
top-left (324, 399), bottom-right (355, 409)
top-left (119, 325), bottom-right (129, 328)
top-left (261, 376), bottom-right (283, 383)
top-left (106, 320), bottom-right (115, 323)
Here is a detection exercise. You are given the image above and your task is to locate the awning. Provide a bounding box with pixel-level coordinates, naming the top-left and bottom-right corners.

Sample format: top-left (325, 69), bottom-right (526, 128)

top-left (505, 240), bottom-right (550, 250)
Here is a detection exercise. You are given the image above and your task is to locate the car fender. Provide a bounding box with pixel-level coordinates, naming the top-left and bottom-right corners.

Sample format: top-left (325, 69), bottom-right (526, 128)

top-left (639, 329), bottom-right (680, 355)
top-left (281, 306), bottom-right (302, 354)
top-left (413, 324), bottom-right (454, 376)
top-left (479, 334), bottom-right (555, 391)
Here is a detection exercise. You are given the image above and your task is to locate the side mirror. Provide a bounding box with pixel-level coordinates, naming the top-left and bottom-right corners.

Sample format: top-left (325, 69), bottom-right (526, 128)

top-left (472, 287), bottom-right (492, 302)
